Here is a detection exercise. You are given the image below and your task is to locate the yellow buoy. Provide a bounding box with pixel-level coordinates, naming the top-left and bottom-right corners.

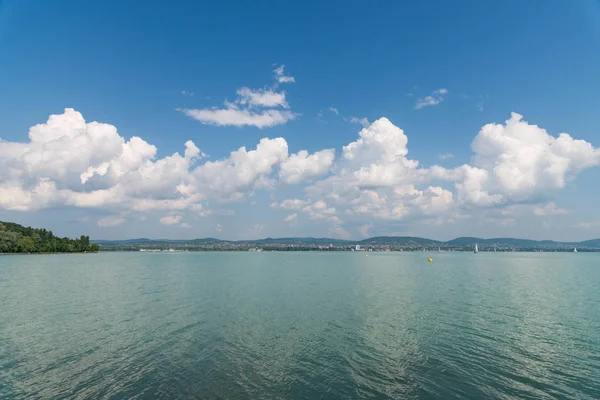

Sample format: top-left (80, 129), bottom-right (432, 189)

top-left (428, 258), bottom-right (433, 262)
top-left (365, 254), bottom-right (369, 257)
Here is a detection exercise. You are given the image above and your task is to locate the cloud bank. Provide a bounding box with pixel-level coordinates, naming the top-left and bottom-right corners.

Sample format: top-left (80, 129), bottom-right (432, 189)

top-left (1, 109), bottom-right (598, 235)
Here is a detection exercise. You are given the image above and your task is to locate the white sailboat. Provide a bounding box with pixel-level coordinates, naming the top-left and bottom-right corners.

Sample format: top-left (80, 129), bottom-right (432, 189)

top-left (574, 247), bottom-right (577, 253)
top-left (474, 243), bottom-right (479, 253)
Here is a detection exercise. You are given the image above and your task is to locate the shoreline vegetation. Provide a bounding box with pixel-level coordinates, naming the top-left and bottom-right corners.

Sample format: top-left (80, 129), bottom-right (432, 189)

top-left (0, 252), bottom-right (98, 256)
top-left (0, 221), bottom-right (99, 254)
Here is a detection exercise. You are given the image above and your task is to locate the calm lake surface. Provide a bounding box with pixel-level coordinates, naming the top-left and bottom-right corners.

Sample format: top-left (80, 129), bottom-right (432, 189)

top-left (1, 252), bottom-right (599, 399)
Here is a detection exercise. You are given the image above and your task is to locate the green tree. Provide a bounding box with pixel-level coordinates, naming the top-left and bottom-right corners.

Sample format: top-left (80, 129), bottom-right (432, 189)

top-left (17, 236), bottom-right (37, 252)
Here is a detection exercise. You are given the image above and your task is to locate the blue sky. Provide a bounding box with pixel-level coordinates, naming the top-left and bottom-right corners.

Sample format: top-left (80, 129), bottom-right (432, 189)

top-left (1, 0), bottom-right (599, 240)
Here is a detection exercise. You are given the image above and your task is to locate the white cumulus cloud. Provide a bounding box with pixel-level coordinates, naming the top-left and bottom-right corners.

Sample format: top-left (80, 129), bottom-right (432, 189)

top-left (279, 148), bottom-right (335, 184)
top-left (2, 108), bottom-right (598, 239)
top-left (284, 213), bottom-right (298, 223)
top-left (236, 87), bottom-right (288, 108)
top-left (191, 137), bottom-right (289, 200)
top-left (0, 109), bottom-right (343, 216)
top-left (415, 88), bottom-right (448, 110)
top-left (97, 216), bottom-right (126, 227)
top-left (273, 65), bottom-right (295, 84)
top-left (533, 202), bottom-right (569, 216)
top-left (271, 199), bottom-right (307, 210)
top-left (350, 117), bottom-right (370, 128)
top-left (438, 152), bottom-right (454, 160)
top-left (296, 117), bottom-right (458, 229)
top-left (574, 220), bottom-right (600, 229)
top-left (358, 224), bottom-right (371, 238)
top-left (179, 108), bottom-right (297, 129)
top-left (329, 226), bottom-right (350, 239)
top-left (433, 113), bottom-right (600, 206)
top-left (179, 66), bottom-right (297, 128)
top-left (160, 215), bottom-right (182, 225)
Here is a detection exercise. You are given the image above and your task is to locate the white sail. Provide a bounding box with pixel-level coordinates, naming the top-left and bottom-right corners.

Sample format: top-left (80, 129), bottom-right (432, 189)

top-left (474, 243), bottom-right (479, 253)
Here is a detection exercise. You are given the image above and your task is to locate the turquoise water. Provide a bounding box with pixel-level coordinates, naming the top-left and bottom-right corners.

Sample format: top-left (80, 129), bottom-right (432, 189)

top-left (1, 252), bottom-right (599, 399)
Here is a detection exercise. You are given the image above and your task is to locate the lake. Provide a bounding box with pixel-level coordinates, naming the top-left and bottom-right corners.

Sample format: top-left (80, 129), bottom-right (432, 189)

top-left (1, 252), bottom-right (599, 399)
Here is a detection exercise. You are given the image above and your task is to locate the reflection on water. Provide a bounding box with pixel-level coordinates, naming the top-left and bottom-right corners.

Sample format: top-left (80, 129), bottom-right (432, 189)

top-left (1, 252), bottom-right (599, 399)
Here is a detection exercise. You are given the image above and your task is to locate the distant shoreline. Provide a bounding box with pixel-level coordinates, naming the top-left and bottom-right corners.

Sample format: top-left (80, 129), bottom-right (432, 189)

top-left (3, 250), bottom-right (598, 255)
top-left (96, 249), bottom-right (599, 253)
top-left (92, 235), bottom-right (600, 253)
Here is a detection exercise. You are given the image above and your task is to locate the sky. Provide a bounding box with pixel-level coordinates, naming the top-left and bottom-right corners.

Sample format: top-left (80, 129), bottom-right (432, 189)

top-left (1, 0), bottom-right (600, 241)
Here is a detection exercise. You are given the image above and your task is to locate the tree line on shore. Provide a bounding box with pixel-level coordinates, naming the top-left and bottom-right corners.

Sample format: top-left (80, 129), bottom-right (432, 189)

top-left (0, 221), bottom-right (99, 253)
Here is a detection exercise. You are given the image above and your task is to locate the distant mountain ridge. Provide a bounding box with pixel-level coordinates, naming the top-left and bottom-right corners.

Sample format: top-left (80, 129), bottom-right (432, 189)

top-left (92, 236), bottom-right (600, 248)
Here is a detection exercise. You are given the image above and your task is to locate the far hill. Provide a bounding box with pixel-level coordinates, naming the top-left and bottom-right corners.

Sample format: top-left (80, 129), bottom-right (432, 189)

top-left (446, 237), bottom-right (553, 247)
top-left (250, 237), bottom-right (353, 245)
top-left (358, 236), bottom-right (441, 246)
top-left (188, 238), bottom-right (226, 245)
top-left (92, 235), bottom-right (600, 251)
top-left (578, 239), bottom-right (600, 247)
top-left (93, 238), bottom-right (153, 244)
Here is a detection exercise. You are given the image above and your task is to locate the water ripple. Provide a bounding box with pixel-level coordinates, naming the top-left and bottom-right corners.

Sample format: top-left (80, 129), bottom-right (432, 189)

top-left (1, 252), bottom-right (599, 399)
